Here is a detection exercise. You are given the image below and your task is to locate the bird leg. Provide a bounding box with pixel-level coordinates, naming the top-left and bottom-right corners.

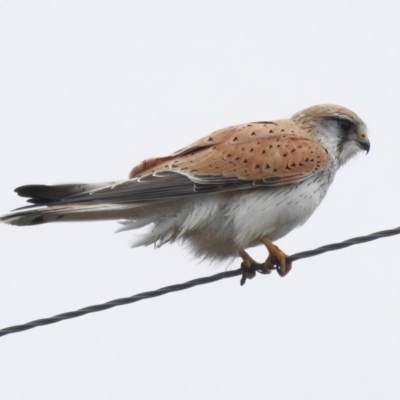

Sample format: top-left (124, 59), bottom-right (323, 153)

top-left (260, 237), bottom-right (292, 277)
top-left (238, 238), bottom-right (292, 285)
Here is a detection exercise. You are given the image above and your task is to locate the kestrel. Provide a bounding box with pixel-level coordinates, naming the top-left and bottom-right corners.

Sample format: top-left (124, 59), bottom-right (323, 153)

top-left (1, 104), bottom-right (370, 283)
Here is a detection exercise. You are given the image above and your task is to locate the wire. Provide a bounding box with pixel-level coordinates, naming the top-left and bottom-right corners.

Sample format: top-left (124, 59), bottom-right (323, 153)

top-left (286, 226), bottom-right (400, 262)
top-left (1, 226), bottom-right (399, 338)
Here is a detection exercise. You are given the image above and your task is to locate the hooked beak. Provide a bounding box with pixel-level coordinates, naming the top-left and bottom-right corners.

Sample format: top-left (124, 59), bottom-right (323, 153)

top-left (357, 133), bottom-right (370, 154)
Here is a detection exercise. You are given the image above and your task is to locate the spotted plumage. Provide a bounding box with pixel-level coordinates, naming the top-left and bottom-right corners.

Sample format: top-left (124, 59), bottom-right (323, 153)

top-left (0, 104), bottom-right (370, 278)
top-left (130, 122), bottom-right (329, 184)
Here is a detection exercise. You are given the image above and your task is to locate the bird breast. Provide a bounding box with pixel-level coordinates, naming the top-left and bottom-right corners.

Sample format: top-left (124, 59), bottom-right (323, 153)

top-left (226, 172), bottom-right (333, 248)
top-left (130, 170), bottom-right (336, 261)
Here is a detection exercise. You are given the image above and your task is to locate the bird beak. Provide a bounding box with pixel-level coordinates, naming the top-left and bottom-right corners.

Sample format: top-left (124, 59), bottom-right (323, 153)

top-left (357, 132), bottom-right (370, 154)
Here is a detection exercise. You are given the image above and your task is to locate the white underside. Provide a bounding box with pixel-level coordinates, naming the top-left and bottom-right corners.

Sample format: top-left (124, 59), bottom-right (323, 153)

top-left (120, 171), bottom-right (336, 261)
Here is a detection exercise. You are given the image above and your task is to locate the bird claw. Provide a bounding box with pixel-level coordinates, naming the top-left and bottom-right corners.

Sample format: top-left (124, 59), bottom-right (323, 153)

top-left (260, 238), bottom-right (292, 277)
top-left (239, 240), bottom-right (292, 285)
top-left (240, 261), bottom-right (273, 286)
top-left (264, 252), bottom-right (292, 277)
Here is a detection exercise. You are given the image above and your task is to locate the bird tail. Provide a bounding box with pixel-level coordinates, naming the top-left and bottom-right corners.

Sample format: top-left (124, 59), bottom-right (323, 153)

top-left (0, 182), bottom-right (138, 226)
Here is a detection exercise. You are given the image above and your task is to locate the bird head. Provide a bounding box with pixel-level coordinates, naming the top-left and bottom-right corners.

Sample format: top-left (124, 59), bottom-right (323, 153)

top-left (291, 104), bottom-right (370, 167)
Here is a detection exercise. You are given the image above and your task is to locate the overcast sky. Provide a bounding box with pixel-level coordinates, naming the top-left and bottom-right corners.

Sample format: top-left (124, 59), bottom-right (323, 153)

top-left (1, 1), bottom-right (400, 399)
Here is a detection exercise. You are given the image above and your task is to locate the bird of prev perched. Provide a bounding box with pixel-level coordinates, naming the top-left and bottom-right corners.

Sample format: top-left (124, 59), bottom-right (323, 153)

top-left (0, 104), bottom-right (370, 284)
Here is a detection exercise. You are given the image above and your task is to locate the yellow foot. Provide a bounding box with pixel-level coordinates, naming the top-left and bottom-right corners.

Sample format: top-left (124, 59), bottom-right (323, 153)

top-left (239, 250), bottom-right (273, 286)
top-left (238, 239), bottom-right (292, 284)
top-left (260, 237), bottom-right (292, 277)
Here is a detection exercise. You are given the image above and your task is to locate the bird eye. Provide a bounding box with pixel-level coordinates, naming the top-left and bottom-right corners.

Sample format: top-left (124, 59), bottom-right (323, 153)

top-left (340, 121), bottom-right (353, 133)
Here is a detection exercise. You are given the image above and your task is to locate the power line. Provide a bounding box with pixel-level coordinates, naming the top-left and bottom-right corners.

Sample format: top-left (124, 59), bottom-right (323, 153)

top-left (1, 226), bottom-right (399, 338)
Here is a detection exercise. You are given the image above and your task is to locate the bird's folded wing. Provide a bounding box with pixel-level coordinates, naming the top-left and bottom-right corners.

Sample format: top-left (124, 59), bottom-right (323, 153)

top-left (129, 122), bottom-right (329, 185)
top-left (15, 124), bottom-right (328, 206)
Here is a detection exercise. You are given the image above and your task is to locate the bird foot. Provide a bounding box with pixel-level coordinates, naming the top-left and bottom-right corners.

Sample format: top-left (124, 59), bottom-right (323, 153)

top-left (239, 239), bottom-right (292, 285)
top-left (260, 237), bottom-right (292, 278)
top-left (240, 261), bottom-right (273, 286)
top-left (239, 250), bottom-right (274, 286)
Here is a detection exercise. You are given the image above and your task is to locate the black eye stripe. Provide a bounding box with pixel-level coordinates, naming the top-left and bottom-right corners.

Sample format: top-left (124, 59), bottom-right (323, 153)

top-left (324, 117), bottom-right (355, 134)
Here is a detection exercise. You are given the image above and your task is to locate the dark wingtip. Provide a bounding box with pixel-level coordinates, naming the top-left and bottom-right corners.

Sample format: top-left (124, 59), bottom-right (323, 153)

top-left (14, 185), bottom-right (48, 198)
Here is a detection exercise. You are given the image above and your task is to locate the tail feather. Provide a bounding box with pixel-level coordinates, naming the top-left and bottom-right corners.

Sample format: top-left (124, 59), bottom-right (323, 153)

top-left (0, 203), bottom-right (140, 226)
top-left (1, 181), bottom-right (139, 226)
top-left (15, 182), bottom-right (118, 205)
top-left (2, 173), bottom-right (200, 227)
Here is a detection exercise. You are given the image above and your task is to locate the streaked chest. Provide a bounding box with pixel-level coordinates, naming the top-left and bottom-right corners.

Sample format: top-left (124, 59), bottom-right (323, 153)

top-left (225, 172), bottom-right (335, 246)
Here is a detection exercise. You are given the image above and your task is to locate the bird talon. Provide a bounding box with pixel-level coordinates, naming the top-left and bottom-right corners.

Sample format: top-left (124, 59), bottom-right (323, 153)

top-left (240, 262), bottom-right (256, 286)
top-left (264, 251), bottom-right (292, 277)
top-left (239, 240), bottom-right (292, 284)
top-left (260, 237), bottom-right (292, 277)
top-left (256, 263), bottom-right (274, 274)
top-left (277, 259), bottom-right (292, 277)
top-left (240, 260), bottom-right (276, 286)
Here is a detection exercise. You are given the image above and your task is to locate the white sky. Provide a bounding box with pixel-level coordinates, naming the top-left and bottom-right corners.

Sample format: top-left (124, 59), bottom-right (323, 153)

top-left (1, 1), bottom-right (400, 399)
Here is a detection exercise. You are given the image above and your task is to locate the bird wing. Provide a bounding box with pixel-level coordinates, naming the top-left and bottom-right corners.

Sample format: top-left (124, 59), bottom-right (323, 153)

top-left (15, 121), bottom-right (328, 206)
top-left (129, 120), bottom-right (329, 185)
